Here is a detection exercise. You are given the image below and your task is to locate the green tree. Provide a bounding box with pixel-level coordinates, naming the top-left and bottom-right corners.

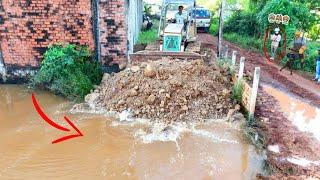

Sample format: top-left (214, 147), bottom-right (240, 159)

top-left (258, 0), bottom-right (316, 36)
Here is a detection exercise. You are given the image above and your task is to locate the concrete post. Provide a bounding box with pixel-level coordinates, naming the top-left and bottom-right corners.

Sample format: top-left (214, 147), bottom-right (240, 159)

top-left (231, 51), bottom-right (237, 67)
top-left (249, 67), bottom-right (261, 119)
top-left (238, 57), bottom-right (245, 80)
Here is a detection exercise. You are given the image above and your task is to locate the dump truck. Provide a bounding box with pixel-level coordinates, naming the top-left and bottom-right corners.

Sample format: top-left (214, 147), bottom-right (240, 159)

top-left (130, 0), bottom-right (204, 62)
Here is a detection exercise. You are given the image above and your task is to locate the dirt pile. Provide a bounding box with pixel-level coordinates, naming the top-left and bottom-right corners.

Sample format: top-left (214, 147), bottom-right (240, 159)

top-left (85, 58), bottom-right (241, 122)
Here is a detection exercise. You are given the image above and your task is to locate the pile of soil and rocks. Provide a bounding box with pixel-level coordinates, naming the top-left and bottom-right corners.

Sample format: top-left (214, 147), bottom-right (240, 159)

top-left (85, 58), bottom-right (241, 122)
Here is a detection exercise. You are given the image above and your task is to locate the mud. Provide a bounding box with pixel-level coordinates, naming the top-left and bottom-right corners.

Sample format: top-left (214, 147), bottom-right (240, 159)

top-left (197, 33), bottom-right (320, 178)
top-left (256, 88), bottom-right (320, 178)
top-left (85, 58), bottom-right (242, 122)
top-left (198, 34), bottom-right (320, 107)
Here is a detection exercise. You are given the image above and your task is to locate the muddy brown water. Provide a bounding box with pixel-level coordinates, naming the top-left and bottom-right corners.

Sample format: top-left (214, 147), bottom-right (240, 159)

top-left (263, 85), bottom-right (320, 142)
top-left (0, 85), bottom-right (264, 179)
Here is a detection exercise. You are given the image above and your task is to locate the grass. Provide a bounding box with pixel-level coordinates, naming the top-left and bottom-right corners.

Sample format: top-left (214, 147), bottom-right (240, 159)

top-left (223, 33), bottom-right (263, 53)
top-left (232, 79), bottom-right (244, 103)
top-left (137, 19), bottom-right (159, 45)
top-left (137, 28), bottom-right (158, 45)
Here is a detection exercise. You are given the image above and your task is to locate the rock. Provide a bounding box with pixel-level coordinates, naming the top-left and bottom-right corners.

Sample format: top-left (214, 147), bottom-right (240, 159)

top-left (129, 89), bottom-right (138, 97)
top-left (235, 104), bottom-right (241, 111)
top-left (119, 61), bottom-right (127, 70)
top-left (181, 105), bottom-right (189, 111)
top-left (102, 73), bottom-right (111, 82)
top-left (227, 109), bottom-right (236, 120)
top-left (131, 66), bottom-right (140, 73)
top-left (85, 93), bottom-right (100, 104)
top-left (222, 88), bottom-right (231, 98)
top-left (144, 64), bottom-right (156, 78)
top-left (147, 94), bottom-right (156, 105)
top-left (118, 99), bottom-right (125, 106)
top-left (165, 93), bottom-right (171, 99)
top-left (160, 101), bottom-right (165, 108)
top-left (159, 89), bottom-right (166, 94)
top-left (134, 86), bottom-right (139, 90)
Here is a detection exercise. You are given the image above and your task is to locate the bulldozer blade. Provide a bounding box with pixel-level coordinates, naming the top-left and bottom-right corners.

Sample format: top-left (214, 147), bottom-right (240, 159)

top-left (129, 51), bottom-right (204, 64)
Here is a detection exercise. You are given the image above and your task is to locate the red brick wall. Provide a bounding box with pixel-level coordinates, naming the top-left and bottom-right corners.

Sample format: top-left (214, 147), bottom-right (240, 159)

top-left (0, 0), bottom-right (94, 67)
top-left (99, 0), bottom-right (127, 65)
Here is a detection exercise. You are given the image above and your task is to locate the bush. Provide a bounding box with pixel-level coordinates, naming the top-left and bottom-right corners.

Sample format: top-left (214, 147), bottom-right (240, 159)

top-left (209, 17), bottom-right (219, 36)
top-left (291, 41), bottom-right (320, 73)
top-left (258, 0), bottom-right (316, 43)
top-left (30, 44), bottom-right (103, 101)
top-left (224, 10), bottom-right (260, 37)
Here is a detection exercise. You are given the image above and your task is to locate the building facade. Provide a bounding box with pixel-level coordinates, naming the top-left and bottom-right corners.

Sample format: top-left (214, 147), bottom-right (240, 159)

top-left (0, 0), bottom-right (142, 72)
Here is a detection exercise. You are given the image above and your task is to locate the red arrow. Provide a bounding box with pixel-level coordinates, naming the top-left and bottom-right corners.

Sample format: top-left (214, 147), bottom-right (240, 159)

top-left (32, 93), bottom-right (84, 144)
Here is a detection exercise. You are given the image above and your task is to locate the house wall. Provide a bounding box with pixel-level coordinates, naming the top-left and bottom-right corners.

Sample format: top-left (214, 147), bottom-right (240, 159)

top-left (0, 0), bottom-right (94, 68)
top-left (98, 0), bottom-right (127, 65)
top-left (0, 0), bottom-right (142, 73)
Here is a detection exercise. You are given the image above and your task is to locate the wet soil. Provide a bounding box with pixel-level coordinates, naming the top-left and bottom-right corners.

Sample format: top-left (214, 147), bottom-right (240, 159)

top-left (198, 33), bottom-right (320, 107)
top-left (85, 59), bottom-right (241, 122)
top-left (197, 33), bottom-right (320, 178)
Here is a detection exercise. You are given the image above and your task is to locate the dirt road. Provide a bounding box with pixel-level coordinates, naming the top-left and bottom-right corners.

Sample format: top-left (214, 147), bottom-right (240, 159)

top-left (198, 33), bottom-right (320, 107)
top-left (198, 33), bottom-right (320, 178)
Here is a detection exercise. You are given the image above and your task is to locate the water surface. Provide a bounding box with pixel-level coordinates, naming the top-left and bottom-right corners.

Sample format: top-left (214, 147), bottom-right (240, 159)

top-left (0, 85), bottom-right (264, 179)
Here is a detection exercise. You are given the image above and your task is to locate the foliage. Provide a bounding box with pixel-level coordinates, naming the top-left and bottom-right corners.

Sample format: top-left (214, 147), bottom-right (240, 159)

top-left (231, 79), bottom-right (244, 103)
top-left (138, 27), bottom-right (158, 45)
top-left (291, 41), bottom-right (320, 73)
top-left (209, 17), bottom-right (219, 36)
top-left (224, 10), bottom-right (260, 37)
top-left (223, 33), bottom-right (262, 52)
top-left (30, 44), bottom-right (103, 101)
top-left (138, 19), bottom-right (158, 45)
top-left (258, 0), bottom-right (316, 41)
top-left (144, 4), bottom-right (152, 16)
top-left (308, 24), bottom-right (320, 41)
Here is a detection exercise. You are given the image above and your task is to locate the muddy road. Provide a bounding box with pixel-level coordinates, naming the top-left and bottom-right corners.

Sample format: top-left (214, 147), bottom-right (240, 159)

top-left (198, 33), bottom-right (320, 178)
top-left (198, 33), bottom-right (320, 107)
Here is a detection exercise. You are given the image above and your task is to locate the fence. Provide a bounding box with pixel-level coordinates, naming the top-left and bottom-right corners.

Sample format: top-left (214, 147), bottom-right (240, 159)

top-left (229, 50), bottom-right (261, 118)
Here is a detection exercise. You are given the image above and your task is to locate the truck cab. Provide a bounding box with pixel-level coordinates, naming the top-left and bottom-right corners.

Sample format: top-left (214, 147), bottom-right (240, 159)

top-left (194, 7), bottom-right (212, 33)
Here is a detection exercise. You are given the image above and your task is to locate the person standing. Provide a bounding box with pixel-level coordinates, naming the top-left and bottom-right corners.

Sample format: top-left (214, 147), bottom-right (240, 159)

top-left (270, 27), bottom-right (281, 60)
top-left (280, 31), bottom-right (307, 74)
top-left (314, 49), bottom-right (320, 84)
top-left (174, 6), bottom-right (187, 24)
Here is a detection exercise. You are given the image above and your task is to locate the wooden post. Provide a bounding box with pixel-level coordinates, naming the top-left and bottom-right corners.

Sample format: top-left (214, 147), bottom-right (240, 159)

top-left (217, 0), bottom-right (225, 58)
top-left (231, 51), bottom-right (237, 67)
top-left (224, 45), bottom-right (228, 59)
top-left (238, 57), bottom-right (245, 80)
top-left (249, 67), bottom-right (261, 119)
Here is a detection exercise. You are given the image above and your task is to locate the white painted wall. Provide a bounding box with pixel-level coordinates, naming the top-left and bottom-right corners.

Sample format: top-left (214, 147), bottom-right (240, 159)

top-left (126, 0), bottom-right (143, 55)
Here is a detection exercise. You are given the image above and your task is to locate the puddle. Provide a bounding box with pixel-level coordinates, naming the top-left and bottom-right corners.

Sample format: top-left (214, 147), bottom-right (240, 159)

top-left (263, 85), bottom-right (320, 141)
